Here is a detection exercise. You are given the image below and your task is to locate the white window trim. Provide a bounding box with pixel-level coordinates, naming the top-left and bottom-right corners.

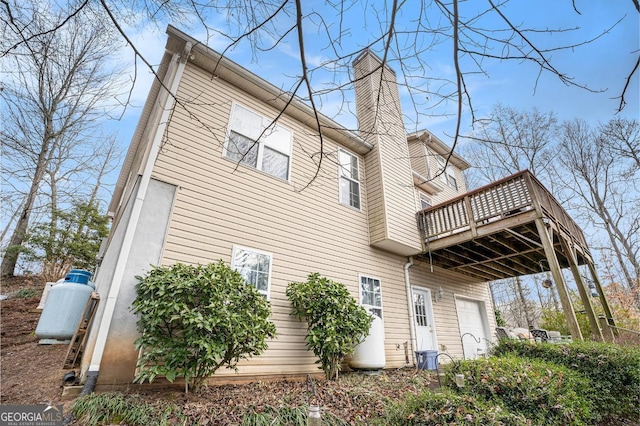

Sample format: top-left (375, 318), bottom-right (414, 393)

top-left (358, 274), bottom-right (383, 319)
top-left (337, 148), bottom-right (362, 211)
top-left (436, 155), bottom-right (458, 190)
top-left (419, 192), bottom-right (432, 211)
top-left (422, 143), bottom-right (432, 178)
top-left (230, 245), bottom-right (273, 299)
top-left (223, 101), bottom-right (293, 182)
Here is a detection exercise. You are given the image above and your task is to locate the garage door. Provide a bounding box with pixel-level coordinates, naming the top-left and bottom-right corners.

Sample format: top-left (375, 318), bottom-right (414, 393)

top-left (456, 298), bottom-right (489, 359)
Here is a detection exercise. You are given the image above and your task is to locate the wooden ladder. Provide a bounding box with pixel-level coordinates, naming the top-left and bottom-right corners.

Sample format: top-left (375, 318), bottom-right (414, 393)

top-left (63, 291), bottom-right (100, 369)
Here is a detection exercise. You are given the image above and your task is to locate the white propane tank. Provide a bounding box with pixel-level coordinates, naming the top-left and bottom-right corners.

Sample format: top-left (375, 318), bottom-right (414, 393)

top-left (35, 281), bottom-right (93, 343)
top-left (347, 314), bottom-right (386, 370)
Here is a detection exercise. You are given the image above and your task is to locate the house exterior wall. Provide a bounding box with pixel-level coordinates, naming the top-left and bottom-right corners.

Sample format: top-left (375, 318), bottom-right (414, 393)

top-left (89, 27), bottom-right (496, 386)
top-left (148, 62), bottom-right (419, 378)
top-left (353, 51), bottom-right (423, 255)
top-left (407, 137), bottom-right (468, 205)
top-left (428, 152), bottom-right (467, 204)
top-left (81, 177), bottom-right (140, 374)
top-left (408, 262), bottom-right (496, 359)
top-left (408, 139), bottom-right (430, 178)
top-left (99, 179), bottom-right (177, 384)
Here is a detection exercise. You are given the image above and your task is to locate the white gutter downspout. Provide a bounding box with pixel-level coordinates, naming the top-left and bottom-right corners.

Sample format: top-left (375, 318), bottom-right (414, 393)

top-left (404, 256), bottom-right (417, 364)
top-left (87, 42), bottom-right (192, 378)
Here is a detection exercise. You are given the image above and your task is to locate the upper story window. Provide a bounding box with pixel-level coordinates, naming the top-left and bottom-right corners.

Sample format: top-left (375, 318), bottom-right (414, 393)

top-left (436, 155), bottom-right (458, 191)
top-left (419, 193), bottom-right (432, 210)
top-left (338, 149), bottom-right (361, 209)
top-left (224, 103), bottom-right (292, 181)
top-left (231, 245), bottom-right (273, 298)
top-left (359, 275), bottom-right (383, 319)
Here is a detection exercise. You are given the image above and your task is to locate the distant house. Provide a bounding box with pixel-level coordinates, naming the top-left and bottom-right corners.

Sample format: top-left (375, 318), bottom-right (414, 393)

top-left (81, 25), bottom-right (610, 388)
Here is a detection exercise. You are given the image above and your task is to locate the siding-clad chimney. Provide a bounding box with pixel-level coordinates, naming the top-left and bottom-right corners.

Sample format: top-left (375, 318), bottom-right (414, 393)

top-left (353, 50), bottom-right (422, 255)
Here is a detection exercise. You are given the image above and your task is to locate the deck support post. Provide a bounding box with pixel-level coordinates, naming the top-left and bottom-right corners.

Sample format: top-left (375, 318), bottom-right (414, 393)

top-left (560, 237), bottom-right (603, 341)
top-left (535, 218), bottom-right (583, 340)
top-left (599, 315), bottom-right (616, 343)
top-left (586, 262), bottom-right (617, 333)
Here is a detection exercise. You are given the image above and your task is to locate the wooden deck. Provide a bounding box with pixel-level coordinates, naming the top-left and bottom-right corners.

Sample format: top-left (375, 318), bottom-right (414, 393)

top-left (415, 170), bottom-right (592, 281)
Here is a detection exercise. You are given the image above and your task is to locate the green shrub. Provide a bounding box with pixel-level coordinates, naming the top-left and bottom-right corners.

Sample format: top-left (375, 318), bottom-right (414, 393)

top-left (132, 261), bottom-right (277, 392)
top-left (286, 273), bottom-right (373, 380)
top-left (493, 340), bottom-right (640, 420)
top-left (379, 389), bottom-right (527, 425)
top-left (448, 356), bottom-right (595, 425)
top-left (24, 200), bottom-right (109, 281)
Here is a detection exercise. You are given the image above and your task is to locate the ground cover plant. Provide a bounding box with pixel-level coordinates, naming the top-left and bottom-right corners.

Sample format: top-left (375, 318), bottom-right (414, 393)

top-left (492, 339), bottom-right (640, 422)
top-left (378, 390), bottom-right (528, 425)
top-left (445, 356), bottom-right (595, 425)
top-left (66, 341), bottom-right (640, 425)
top-left (4, 280), bottom-right (637, 425)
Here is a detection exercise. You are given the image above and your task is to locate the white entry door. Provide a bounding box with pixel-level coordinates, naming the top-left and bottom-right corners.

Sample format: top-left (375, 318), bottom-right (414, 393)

top-left (456, 298), bottom-right (489, 359)
top-left (412, 288), bottom-right (437, 351)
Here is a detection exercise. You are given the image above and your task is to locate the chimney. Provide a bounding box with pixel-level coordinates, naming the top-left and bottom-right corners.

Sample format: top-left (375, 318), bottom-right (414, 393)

top-left (353, 50), bottom-right (422, 255)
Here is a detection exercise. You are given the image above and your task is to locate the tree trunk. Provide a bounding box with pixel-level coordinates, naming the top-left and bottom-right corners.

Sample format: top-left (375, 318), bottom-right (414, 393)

top-left (0, 121), bottom-right (53, 278)
top-left (516, 276), bottom-right (533, 328)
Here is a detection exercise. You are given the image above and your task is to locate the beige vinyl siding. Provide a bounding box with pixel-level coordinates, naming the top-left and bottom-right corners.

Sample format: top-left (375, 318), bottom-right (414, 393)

top-left (408, 140), bottom-right (429, 177)
top-left (149, 62), bottom-right (414, 378)
top-left (363, 149), bottom-right (387, 243)
top-left (427, 148), bottom-right (467, 204)
top-left (409, 263), bottom-right (496, 359)
top-left (353, 52), bottom-right (422, 255)
top-left (354, 57), bottom-right (387, 245)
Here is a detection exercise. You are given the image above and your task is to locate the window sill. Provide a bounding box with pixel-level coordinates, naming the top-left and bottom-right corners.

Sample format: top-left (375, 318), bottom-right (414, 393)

top-left (221, 155), bottom-right (291, 185)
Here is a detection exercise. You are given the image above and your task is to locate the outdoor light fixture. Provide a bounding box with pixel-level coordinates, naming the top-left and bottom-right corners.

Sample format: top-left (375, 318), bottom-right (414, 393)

top-left (455, 374), bottom-right (465, 388)
top-left (539, 259), bottom-right (553, 289)
top-left (434, 286), bottom-right (445, 302)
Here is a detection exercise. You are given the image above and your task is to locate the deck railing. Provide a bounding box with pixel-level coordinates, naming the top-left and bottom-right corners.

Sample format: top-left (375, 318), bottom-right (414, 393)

top-left (416, 170), bottom-right (588, 250)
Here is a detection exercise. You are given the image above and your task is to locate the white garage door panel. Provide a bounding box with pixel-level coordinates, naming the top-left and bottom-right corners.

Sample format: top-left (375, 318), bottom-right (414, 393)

top-left (456, 298), bottom-right (489, 359)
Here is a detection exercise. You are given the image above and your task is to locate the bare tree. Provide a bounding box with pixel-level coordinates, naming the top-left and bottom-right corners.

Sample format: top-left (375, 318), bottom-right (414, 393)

top-left (556, 118), bottom-right (640, 298)
top-left (2, 0), bottom-right (637, 280)
top-left (2, 0), bottom-right (635, 186)
top-left (1, 1), bottom-right (125, 277)
top-left (600, 118), bottom-right (640, 178)
top-left (490, 277), bottom-right (540, 328)
top-left (461, 104), bottom-right (559, 186)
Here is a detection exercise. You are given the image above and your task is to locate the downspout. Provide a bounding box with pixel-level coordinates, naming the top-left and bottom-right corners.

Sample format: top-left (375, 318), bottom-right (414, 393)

top-left (84, 42), bottom-right (193, 389)
top-left (404, 256), bottom-right (417, 364)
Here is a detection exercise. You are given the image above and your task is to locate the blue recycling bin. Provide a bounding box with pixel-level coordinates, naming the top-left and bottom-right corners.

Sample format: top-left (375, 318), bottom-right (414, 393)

top-left (415, 350), bottom-right (439, 370)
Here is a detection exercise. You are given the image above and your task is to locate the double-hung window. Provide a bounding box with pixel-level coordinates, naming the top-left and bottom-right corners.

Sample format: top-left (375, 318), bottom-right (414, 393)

top-left (231, 245), bottom-right (273, 298)
top-left (338, 149), bottom-right (361, 209)
top-left (224, 103), bottom-right (292, 181)
top-left (436, 155), bottom-right (458, 191)
top-left (359, 275), bottom-right (383, 318)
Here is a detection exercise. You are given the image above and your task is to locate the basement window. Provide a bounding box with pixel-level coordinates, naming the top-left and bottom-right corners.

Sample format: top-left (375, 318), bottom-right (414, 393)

top-left (231, 245), bottom-right (272, 298)
top-left (359, 275), bottom-right (383, 319)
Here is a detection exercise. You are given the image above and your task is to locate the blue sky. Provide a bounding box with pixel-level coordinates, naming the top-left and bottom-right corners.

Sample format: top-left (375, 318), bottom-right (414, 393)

top-left (112, 1), bottom-right (638, 158)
